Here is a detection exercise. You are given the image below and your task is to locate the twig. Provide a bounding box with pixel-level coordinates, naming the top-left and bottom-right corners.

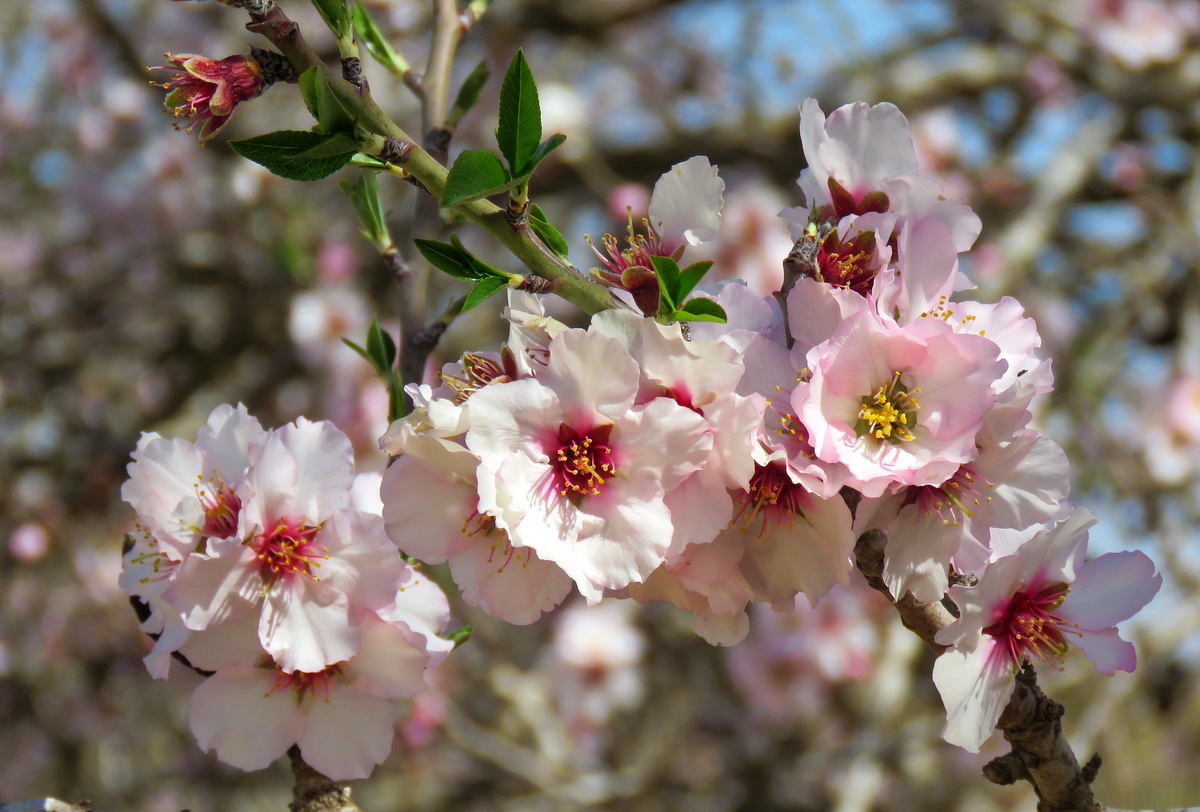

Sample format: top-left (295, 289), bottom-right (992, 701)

top-left (287, 746), bottom-right (364, 812)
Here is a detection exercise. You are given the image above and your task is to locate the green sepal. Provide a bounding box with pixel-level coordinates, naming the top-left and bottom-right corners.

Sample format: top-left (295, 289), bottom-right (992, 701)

top-left (230, 131), bottom-right (356, 182)
top-left (651, 255), bottom-right (682, 316)
top-left (351, 3), bottom-right (407, 75)
top-left (447, 59), bottom-right (491, 128)
top-left (441, 149), bottom-right (512, 206)
top-left (673, 297), bottom-right (728, 323)
top-left (448, 625), bottom-right (473, 649)
top-left (528, 203), bottom-right (569, 259)
top-left (495, 50), bottom-right (541, 177)
top-left (676, 260), bottom-right (714, 303)
top-left (461, 275), bottom-right (509, 311)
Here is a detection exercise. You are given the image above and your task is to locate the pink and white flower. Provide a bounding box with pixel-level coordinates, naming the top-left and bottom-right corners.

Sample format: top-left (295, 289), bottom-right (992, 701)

top-left (932, 508), bottom-right (1161, 752)
top-left (798, 309), bottom-right (1007, 496)
top-left (466, 328), bottom-right (712, 602)
top-left (190, 599), bottom-right (449, 779)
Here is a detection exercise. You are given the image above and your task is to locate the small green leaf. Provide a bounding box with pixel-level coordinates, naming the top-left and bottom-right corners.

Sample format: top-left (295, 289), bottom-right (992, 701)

top-left (414, 238), bottom-right (482, 280)
top-left (348, 153), bottom-right (387, 169)
top-left (448, 59), bottom-right (491, 128)
top-left (528, 204), bottom-right (569, 259)
top-left (351, 3), bottom-right (408, 75)
top-left (674, 297), bottom-right (728, 323)
top-left (524, 133), bottom-right (565, 175)
top-left (230, 131), bottom-right (356, 182)
top-left (340, 172), bottom-right (389, 245)
top-left (298, 67), bottom-right (322, 119)
top-left (461, 275), bottom-right (509, 311)
top-left (366, 317), bottom-right (397, 374)
top-left (651, 255), bottom-right (682, 305)
top-left (676, 260), bottom-right (714, 302)
top-left (294, 133), bottom-right (359, 159)
top-left (341, 337), bottom-right (374, 365)
top-left (441, 149), bottom-right (512, 206)
top-left (496, 50), bottom-right (541, 177)
top-left (309, 0), bottom-right (351, 38)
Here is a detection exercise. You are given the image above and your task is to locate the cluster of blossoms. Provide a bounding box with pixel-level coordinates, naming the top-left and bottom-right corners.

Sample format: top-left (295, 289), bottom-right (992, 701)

top-left (119, 404), bottom-right (452, 779)
top-left (379, 99), bottom-right (1162, 753)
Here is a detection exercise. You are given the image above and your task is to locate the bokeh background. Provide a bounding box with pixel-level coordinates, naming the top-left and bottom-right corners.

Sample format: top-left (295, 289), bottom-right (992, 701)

top-left (2, 0), bottom-right (1199, 809)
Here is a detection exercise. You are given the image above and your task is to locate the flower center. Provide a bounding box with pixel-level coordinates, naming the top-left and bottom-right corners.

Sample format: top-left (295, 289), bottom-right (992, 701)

top-left (910, 466), bottom-right (993, 527)
top-left (197, 474), bottom-right (242, 538)
top-left (252, 520), bottom-right (325, 584)
top-left (442, 353), bottom-right (515, 403)
top-left (983, 583), bottom-right (1078, 670)
top-left (267, 659), bottom-right (345, 702)
top-left (857, 371), bottom-right (920, 443)
top-left (733, 463), bottom-right (807, 539)
top-left (551, 423), bottom-right (617, 501)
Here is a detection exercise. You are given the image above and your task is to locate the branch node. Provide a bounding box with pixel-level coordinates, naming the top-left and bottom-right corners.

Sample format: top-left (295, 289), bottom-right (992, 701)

top-left (380, 137), bottom-right (415, 165)
top-left (1081, 753), bottom-right (1102, 785)
top-left (518, 274), bottom-right (554, 294)
top-left (983, 752), bottom-right (1029, 786)
top-left (340, 56), bottom-right (367, 91)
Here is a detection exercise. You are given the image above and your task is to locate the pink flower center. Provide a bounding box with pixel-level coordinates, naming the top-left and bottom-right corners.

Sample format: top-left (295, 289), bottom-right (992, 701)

top-left (268, 660), bottom-right (345, 701)
top-left (550, 423), bottom-right (618, 501)
top-left (252, 520), bottom-right (325, 583)
top-left (983, 583), bottom-right (1077, 670)
top-left (197, 477), bottom-right (242, 538)
top-left (857, 371), bottom-right (921, 443)
top-left (734, 463), bottom-right (808, 539)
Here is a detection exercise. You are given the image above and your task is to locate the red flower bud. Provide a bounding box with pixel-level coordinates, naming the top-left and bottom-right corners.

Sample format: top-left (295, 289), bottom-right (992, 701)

top-left (152, 52), bottom-right (267, 142)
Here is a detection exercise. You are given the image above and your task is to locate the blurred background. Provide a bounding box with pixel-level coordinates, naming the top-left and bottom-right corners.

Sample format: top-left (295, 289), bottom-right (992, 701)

top-left (2, 0), bottom-right (1199, 809)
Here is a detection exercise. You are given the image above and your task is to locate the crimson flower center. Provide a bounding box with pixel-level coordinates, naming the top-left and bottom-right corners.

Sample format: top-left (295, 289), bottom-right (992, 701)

top-left (734, 463), bottom-right (807, 539)
top-left (983, 583), bottom-right (1076, 669)
top-left (551, 423), bottom-right (617, 500)
top-left (252, 519), bottom-right (324, 583)
top-left (268, 660), bottom-right (345, 701)
top-left (198, 476), bottom-right (242, 538)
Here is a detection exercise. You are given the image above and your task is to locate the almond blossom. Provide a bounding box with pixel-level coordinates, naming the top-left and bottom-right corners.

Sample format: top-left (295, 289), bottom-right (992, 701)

top-left (466, 328), bottom-right (713, 602)
top-left (932, 508), bottom-right (1161, 752)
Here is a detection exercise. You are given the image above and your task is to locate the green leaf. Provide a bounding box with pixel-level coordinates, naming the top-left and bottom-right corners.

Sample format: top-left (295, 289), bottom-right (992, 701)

top-left (366, 317), bottom-right (397, 375)
top-left (441, 149), bottom-right (512, 206)
top-left (495, 50), bottom-right (541, 176)
top-left (676, 260), bottom-right (713, 302)
top-left (651, 255), bottom-right (682, 310)
top-left (293, 132), bottom-right (359, 159)
top-left (528, 204), bottom-right (569, 259)
top-left (351, 3), bottom-right (408, 75)
top-left (461, 275), bottom-right (509, 311)
top-left (674, 297), bottom-right (728, 323)
top-left (340, 172), bottom-right (388, 245)
top-left (309, 0), bottom-right (351, 38)
top-left (230, 131), bottom-right (357, 182)
top-left (448, 59), bottom-right (491, 128)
